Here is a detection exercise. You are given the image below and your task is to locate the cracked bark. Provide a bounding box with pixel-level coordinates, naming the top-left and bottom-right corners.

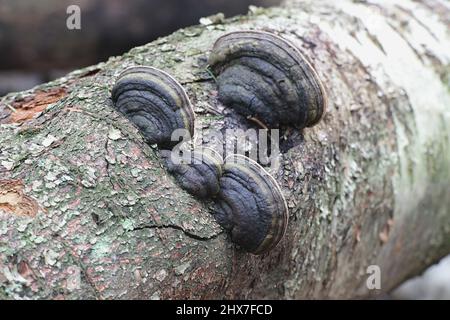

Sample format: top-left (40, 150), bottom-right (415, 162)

top-left (131, 225), bottom-right (224, 242)
top-left (0, 0), bottom-right (449, 299)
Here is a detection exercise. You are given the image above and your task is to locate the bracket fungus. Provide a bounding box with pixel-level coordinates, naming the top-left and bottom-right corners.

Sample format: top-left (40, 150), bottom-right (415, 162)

top-left (109, 63), bottom-right (290, 255)
top-left (161, 147), bottom-right (223, 198)
top-left (111, 66), bottom-right (195, 148)
top-left (213, 154), bottom-right (288, 254)
top-left (208, 30), bottom-right (327, 129)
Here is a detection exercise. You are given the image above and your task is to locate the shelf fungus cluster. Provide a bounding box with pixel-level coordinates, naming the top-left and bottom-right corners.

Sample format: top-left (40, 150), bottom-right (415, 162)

top-left (162, 148), bottom-right (289, 255)
top-left (111, 66), bottom-right (195, 148)
top-left (110, 30), bottom-right (321, 255)
top-left (208, 30), bottom-right (327, 129)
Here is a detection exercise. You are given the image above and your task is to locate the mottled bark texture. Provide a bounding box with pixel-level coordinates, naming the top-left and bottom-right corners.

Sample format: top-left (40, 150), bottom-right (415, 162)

top-left (0, 0), bottom-right (449, 299)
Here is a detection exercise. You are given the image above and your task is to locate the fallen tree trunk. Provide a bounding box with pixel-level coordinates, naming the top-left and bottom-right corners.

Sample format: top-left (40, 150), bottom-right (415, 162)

top-left (0, 0), bottom-right (449, 299)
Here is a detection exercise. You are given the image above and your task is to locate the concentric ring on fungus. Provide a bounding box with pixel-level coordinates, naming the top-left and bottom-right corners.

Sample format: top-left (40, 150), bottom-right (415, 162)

top-left (209, 30), bottom-right (327, 129)
top-left (161, 147), bottom-right (223, 198)
top-left (213, 154), bottom-right (288, 254)
top-left (111, 66), bottom-right (195, 148)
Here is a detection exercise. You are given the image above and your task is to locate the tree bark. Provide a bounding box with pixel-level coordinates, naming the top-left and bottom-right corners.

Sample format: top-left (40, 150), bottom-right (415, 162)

top-left (0, 0), bottom-right (449, 299)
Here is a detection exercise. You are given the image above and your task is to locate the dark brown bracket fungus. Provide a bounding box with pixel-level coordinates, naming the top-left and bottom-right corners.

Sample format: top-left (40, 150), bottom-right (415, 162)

top-left (111, 66), bottom-right (195, 148)
top-left (160, 148), bottom-right (223, 198)
top-left (110, 65), bottom-right (290, 255)
top-left (208, 30), bottom-right (327, 129)
top-left (212, 154), bottom-right (288, 254)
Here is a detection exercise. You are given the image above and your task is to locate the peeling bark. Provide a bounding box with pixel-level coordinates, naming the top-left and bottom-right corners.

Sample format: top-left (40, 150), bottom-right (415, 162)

top-left (0, 0), bottom-right (449, 299)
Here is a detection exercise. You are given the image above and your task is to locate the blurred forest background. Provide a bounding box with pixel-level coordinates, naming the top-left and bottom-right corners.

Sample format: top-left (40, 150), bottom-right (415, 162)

top-left (0, 0), bottom-right (448, 299)
top-left (0, 0), bottom-right (281, 95)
